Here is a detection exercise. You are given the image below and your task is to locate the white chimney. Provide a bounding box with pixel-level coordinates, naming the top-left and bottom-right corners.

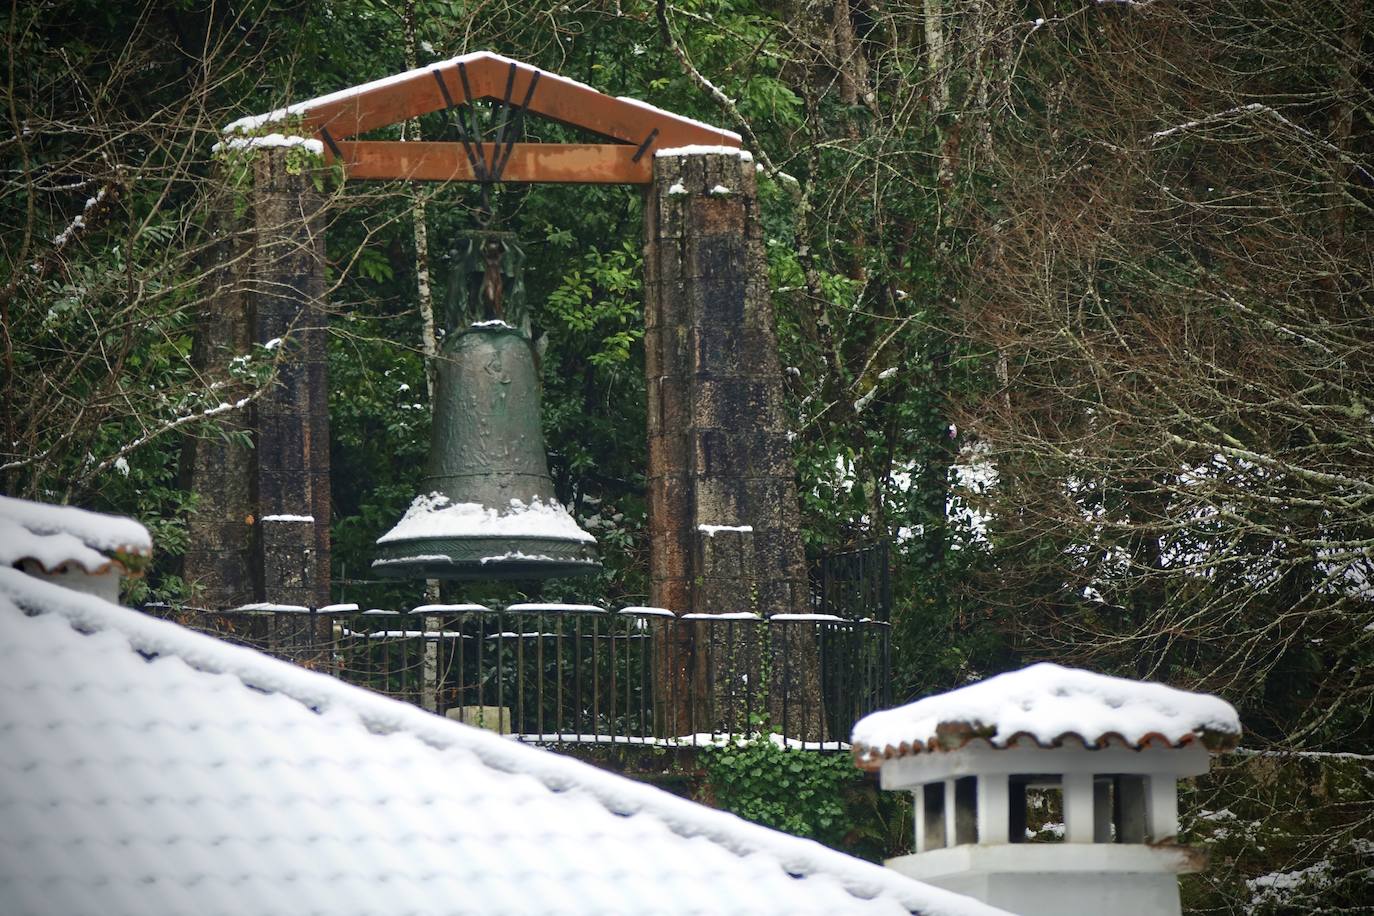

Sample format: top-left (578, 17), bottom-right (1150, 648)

top-left (852, 663), bottom-right (1240, 916)
top-left (0, 495), bottom-right (152, 604)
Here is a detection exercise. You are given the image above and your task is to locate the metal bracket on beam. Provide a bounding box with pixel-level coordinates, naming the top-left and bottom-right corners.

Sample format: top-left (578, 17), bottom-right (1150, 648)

top-left (433, 69), bottom-right (486, 184)
top-left (319, 126), bottom-right (344, 160)
top-left (632, 127), bottom-right (660, 163)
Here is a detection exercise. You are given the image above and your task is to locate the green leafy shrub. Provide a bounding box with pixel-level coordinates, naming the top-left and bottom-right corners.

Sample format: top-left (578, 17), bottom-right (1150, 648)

top-left (697, 735), bottom-right (909, 861)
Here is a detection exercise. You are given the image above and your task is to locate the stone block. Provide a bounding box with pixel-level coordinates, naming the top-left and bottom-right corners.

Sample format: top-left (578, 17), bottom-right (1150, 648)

top-left (690, 276), bottom-right (748, 325)
top-left (257, 515), bottom-right (316, 548)
top-left (655, 377), bottom-right (694, 433)
top-left (695, 526), bottom-right (755, 582)
top-left (647, 475), bottom-right (692, 564)
top-left (256, 423), bottom-right (315, 474)
top-left (643, 326), bottom-right (662, 377)
top-left (684, 234), bottom-right (747, 282)
top-left (308, 465), bottom-right (332, 511)
top-left (690, 325), bottom-right (778, 377)
top-left (694, 576), bottom-right (759, 616)
top-left (692, 430), bottom-right (794, 478)
top-left (259, 541), bottom-right (315, 591)
top-left (692, 379), bottom-right (784, 429)
top-left (691, 476), bottom-right (740, 523)
top-left (181, 547), bottom-right (254, 609)
top-left (256, 467), bottom-right (316, 514)
top-left (698, 154), bottom-right (743, 192)
top-left (757, 576), bottom-right (803, 617)
top-left (651, 576), bottom-right (692, 617)
top-left (648, 526), bottom-right (691, 582)
top-left (693, 478), bottom-right (800, 534)
top-left (652, 189), bottom-right (688, 240)
top-left (752, 527), bottom-right (808, 595)
top-left (646, 323), bottom-right (692, 380)
top-left (647, 430), bottom-right (689, 476)
top-left (689, 197), bottom-right (745, 237)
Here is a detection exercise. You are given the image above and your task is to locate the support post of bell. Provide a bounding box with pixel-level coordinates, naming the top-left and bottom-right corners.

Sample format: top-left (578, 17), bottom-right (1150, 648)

top-left (373, 232), bottom-right (599, 580)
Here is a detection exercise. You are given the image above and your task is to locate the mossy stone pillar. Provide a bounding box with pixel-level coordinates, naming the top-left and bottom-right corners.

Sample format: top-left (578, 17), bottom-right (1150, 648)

top-left (183, 146), bottom-right (330, 609)
top-left (644, 149), bottom-right (806, 616)
top-left (644, 149), bottom-right (814, 734)
top-left (181, 199), bottom-right (255, 610)
top-left (247, 149), bottom-right (331, 609)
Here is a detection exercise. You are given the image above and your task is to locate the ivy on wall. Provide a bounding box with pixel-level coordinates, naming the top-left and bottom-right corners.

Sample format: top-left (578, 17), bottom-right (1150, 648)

top-left (697, 736), bottom-right (909, 862)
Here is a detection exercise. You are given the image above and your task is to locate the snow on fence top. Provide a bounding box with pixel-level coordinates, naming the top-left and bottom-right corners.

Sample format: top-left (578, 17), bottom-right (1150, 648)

top-left (852, 662), bottom-right (1241, 768)
top-left (0, 494), bottom-right (151, 575)
top-left (0, 567), bottom-right (1012, 916)
top-left (376, 492), bottom-right (595, 545)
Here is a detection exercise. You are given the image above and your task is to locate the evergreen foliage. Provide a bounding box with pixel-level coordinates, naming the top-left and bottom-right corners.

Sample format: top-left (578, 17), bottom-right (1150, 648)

top-left (4, 1), bottom-right (1369, 911)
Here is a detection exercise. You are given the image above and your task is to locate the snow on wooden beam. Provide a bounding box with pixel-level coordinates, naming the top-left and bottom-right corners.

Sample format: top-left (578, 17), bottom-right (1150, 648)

top-left (228, 52), bottom-right (739, 165)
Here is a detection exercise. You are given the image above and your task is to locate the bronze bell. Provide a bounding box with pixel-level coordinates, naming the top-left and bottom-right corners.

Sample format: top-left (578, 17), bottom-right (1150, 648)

top-left (373, 232), bottom-right (600, 580)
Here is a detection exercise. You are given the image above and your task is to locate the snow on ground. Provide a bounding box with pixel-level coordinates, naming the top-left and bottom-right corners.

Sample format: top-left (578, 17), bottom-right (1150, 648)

top-left (853, 662), bottom-right (1241, 762)
top-left (0, 566), bottom-right (1010, 916)
top-left (377, 492), bottom-right (595, 544)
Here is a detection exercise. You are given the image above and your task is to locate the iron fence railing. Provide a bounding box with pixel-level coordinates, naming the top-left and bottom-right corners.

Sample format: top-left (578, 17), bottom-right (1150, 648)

top-left (143, 603), bottom-right (891, 750)
top-left (811, 540), bottom-right (892, 623)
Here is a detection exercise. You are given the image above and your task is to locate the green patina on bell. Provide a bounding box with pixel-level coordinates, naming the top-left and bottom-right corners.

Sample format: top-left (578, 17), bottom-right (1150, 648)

top-left (373, 231), bottom-right (600, 580)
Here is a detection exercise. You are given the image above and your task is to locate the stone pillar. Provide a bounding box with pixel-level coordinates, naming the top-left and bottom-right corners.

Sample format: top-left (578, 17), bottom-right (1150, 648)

top-left (183, 148), bottom-right (330, 610)
top-left (644, 149), bottom-right (814, 735)
top-left (248, 150), bottom-right (331, 609)
top-left (181, 187), bottom-right (256, 610)
top-left (643, 149), bottom-right (807, 616)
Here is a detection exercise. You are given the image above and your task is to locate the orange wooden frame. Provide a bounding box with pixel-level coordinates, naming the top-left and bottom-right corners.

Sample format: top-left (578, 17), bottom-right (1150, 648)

top-left (237, 52), bottom-right (739, 185)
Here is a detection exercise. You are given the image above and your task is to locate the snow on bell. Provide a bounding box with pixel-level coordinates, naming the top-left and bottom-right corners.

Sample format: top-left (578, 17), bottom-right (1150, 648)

top-left (373, 232), bottom-right (599, 580)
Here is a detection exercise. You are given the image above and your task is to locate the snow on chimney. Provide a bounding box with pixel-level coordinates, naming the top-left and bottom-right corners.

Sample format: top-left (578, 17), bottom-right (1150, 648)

top-left (853, 662), bottom-right (1241, 916)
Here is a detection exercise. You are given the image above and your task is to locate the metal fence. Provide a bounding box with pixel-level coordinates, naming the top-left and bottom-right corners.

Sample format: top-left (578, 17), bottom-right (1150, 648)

top-left (811, 540), bottom-right (892, 623)
top-left (143, 603), bottom-right (890, 750)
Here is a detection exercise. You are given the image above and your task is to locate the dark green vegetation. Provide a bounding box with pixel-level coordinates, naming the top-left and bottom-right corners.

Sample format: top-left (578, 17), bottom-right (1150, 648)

top-left (699, 736), bottom-right (910, 862)
top-left (3, 1), bottom-right (1369, 911)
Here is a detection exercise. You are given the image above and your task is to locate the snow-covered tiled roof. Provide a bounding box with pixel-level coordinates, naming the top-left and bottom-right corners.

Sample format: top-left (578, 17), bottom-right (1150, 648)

top-left (0, 494), bottom-right (151, 575)
top-left (852, 662), bottom-right (1241, 770)
top-left (0, 567), bottom-right (1009, 916)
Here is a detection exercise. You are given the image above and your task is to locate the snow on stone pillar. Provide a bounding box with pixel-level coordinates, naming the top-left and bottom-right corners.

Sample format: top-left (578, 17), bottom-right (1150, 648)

top-left (852, 663), bottom-right (1242, 916)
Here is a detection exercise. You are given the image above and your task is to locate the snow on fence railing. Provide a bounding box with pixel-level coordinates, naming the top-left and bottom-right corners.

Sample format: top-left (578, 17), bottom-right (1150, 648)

top-left (140, 603), bottom-right (890, 748)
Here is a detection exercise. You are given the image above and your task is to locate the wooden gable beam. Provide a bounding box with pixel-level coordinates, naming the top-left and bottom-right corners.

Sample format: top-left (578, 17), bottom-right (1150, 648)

top-left (239, 52), bottom-right (739, 158)
top-left (331, 141), bottom-right (653, 184)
